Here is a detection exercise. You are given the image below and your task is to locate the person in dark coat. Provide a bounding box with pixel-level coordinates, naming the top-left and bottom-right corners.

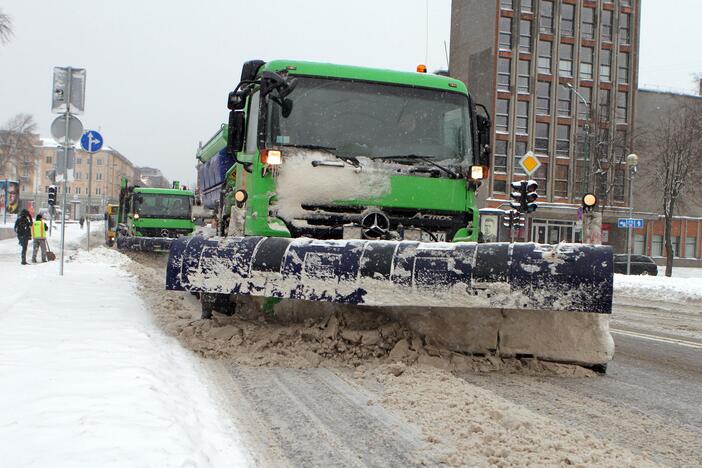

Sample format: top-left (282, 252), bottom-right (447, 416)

top-left (14, 209), bottom-right (33, 265)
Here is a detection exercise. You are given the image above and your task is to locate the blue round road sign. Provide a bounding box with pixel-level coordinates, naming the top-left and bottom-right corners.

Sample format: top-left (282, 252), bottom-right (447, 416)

top-left (80, 130), bottom-right (104, 153)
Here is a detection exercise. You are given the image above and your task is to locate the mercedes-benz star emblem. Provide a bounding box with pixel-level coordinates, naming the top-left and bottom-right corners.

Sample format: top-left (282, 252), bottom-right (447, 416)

top-left (360, 211), bottom-right (390, 238)
top-left (161, 229), bottom-right (170, 237)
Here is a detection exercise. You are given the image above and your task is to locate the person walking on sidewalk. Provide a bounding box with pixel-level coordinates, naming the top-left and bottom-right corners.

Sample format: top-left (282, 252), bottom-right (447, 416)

top-left (14, 209), bottom-right (32, 265)
top-left (32, 213), bottom-right (49, 263)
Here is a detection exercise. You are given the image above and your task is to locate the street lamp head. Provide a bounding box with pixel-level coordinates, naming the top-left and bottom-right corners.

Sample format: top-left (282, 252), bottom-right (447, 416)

top-left (626, 153), bottom-right (639, 167)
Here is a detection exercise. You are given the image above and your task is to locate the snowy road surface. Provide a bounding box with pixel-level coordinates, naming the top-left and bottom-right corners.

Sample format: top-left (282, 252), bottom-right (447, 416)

top-left (0, 225), bottom-right (249, 467)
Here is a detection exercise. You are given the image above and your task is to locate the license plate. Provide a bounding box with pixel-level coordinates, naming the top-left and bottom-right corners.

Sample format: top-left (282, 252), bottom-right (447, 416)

top-left (421, 231), bottom-right (446, 242)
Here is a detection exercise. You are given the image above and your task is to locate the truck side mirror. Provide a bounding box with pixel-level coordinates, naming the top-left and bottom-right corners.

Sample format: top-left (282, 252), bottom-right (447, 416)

top-left (475, 104), bottom-right (492, 168)
top-left (227, 110), bottom-right (245, 154)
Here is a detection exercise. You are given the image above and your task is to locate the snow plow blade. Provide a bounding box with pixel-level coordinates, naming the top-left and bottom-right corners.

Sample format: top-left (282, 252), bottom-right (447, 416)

top-left (166, 235), bottom-right (613, 314)
top-left (116, 236), bottom-right (175, 252)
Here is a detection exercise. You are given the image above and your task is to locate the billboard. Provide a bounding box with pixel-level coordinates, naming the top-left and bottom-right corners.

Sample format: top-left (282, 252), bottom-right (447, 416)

top-left (0, 180), bottom-right (20, 216)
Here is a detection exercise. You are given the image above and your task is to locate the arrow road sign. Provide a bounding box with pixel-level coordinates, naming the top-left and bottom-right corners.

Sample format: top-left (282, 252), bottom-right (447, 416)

top-left (617, 218), bottom-right (644, 228)
top-left (80, 130), bottom-right (104, 153)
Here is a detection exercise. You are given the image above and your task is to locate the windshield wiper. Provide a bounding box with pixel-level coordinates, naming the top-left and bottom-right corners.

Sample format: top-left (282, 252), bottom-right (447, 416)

top-left (373, 155), bottom-right (460, 179)
top-left (282, 144), bottom-right (360, 168)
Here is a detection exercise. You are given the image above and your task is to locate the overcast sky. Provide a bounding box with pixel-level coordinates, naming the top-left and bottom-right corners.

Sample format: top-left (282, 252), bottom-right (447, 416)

top-left (0, 0), bottom-right (699, 185)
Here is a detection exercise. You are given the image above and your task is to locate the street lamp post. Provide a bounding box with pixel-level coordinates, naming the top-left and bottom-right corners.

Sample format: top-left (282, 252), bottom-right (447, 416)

top-left (626, 153), bottom-right (639, 275)
top-left (566, 83), bottom-right (591, 195)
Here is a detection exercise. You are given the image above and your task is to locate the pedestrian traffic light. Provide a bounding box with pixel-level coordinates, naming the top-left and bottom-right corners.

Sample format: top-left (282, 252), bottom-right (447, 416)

top-left (502, 209), bottom-right (525, 229)
top-left (47, 185), bottom-right (57, 206)
top-left (510, 180), bottom-right (539, 213)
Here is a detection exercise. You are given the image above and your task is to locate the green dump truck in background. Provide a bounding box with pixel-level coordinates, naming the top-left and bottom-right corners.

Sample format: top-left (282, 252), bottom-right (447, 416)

top-left (115, 177), bottom-right (196, 252)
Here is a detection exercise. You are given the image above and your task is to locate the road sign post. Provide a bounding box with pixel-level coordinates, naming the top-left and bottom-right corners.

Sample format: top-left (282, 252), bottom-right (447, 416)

top-left (52, 66), bottom-right (86, 276)
top-left (80, 130), bottom-right (104, 251)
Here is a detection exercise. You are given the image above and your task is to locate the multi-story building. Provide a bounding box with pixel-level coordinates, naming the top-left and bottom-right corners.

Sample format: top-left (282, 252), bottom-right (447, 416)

top-left (630, 87), bottom-right (702, 266)
top-left (136, 166), bottom-right (170, 188)
top-left (28, 138), bottom-right (139, 219)
top-left (450, 0), bottom-right (640, 249)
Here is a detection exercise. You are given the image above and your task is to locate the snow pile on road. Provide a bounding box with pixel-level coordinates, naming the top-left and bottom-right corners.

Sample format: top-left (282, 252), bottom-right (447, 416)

top-left (127, 254), bottom-right (598, 375)
top-left (365, 366), bottom-right (655, 466)
top-left (614, 273), bottom-right (702, 305)
top-left (0, 244), bottom-right (249, 467)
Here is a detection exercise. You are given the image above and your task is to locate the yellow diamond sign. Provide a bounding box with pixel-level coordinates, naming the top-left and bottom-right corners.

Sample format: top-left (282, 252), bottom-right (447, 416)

top-left (519, 151), bottom-right (541, 176)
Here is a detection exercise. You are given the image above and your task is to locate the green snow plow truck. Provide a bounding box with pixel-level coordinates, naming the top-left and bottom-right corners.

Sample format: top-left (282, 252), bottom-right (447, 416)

top-left (166, 60), bottom-right (615, 368)
top-left (115, 178), bottom-right (196, 252)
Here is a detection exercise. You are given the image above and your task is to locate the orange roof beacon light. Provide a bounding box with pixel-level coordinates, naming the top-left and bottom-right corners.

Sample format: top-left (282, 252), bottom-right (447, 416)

top-left (416, 64), bottom-right (427, 73)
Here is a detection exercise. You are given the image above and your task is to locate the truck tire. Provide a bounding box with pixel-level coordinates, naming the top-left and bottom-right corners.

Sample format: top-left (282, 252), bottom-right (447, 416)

top-left (200, 293), bottom-right (234, 319)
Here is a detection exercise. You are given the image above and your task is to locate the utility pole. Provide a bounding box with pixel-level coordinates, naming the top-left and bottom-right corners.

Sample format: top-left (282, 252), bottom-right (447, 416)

top-left (565, 83), bottom-right (591, 196)
top-left (625, 154), bottom-right (639, 275)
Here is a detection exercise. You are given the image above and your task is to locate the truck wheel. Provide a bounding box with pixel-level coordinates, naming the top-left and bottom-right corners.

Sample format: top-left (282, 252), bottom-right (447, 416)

top-left (200, 293), bottom-right (233, 319)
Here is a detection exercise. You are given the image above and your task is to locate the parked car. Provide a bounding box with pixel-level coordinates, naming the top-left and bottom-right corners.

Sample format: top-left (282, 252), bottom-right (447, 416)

top-left (613, 254), bottom-right (658, 275)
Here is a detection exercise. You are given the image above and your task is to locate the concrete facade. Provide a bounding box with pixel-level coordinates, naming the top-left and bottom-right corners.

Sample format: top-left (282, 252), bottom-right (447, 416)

top-left (451, 0), bottom-right (641, 251)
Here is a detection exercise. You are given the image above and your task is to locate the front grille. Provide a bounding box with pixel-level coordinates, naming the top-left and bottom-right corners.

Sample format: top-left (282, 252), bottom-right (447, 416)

top-left (137, 227), bottom-right (192, 238)
top-left (285, 204), bottom-right (470, 240)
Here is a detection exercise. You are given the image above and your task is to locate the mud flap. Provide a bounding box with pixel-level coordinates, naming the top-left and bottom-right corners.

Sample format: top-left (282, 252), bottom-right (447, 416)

top-left (166, 235), bottom-right (613, 314)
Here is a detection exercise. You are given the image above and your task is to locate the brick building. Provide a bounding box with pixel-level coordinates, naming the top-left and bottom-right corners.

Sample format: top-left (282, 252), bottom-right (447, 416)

top-left (450, 0), bottom-right (640, 249)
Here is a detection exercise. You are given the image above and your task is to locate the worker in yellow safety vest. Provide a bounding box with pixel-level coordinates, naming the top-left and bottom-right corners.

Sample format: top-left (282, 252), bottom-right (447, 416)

top-left (32, 213), bottom-right (49, 263)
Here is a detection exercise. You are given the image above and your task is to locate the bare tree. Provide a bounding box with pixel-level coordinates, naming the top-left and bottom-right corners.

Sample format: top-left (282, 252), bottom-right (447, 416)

top-left (0, 114), bottom-right (39, 181)
top-left (0, 9), bottom-right (12, 45)
top-left (648, 104), bottom-right (702, 276)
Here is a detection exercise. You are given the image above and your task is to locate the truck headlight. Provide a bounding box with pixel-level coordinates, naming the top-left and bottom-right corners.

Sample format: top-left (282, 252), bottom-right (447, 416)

top-left (261, 149), bottom-right (282, 165)
top-left (470, 165), bottom-right (487, 180)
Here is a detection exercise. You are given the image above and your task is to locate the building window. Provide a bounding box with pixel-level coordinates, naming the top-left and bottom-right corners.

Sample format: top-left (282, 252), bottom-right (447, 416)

top-left (494, 140), bottom-right (508, 173)
top-left (540, 1), bottom-right (554, 34)
top-left (651, 235), bottom-right (663, 257)
top-left (601, 10), bottom-right (613, 42)
top-left (556, 124), bottom-right (570, 157)
top-left (582, 7), bottom-right (595, 40)
top-left (45, 156), bottom-right (52, 164)
top-left (499, 17), bottom-right (512, 50)
top-left (96, 159), bottom-right (104, 166)
top-left (616, 91), bottom-right (628, 123)
top-left (76, 187), bottom-right (81, 195)
top-left (500, 0), bottom-right (513, 10)
top-left (496, 99), bottom-right (510, 133)
top-left (671, 236), bottom-right (681, 257)
top-left (497, 57), bottom-right (511, 92)
top-left (560, 3), bottom-right (575, 37)
top-left (493, 179), bottom-right (507, 194)
top-left (516, 101), bottom-right (529, 135)
top-left (554, 164), bottom-right (569, 198)
top-left (580, 47), bottom-right (594, 80)
top-left (684, 237), bottom-right (698, 258)
top-left (521, 0), bottom-right (533, 13)
top-left (600, 49), bottom-right (611, 82)
top-left (577, 86), bottom-right (592, 120)
top-left (74, 172), bottom-right (81, 180)
top-left (537, 41), bottom-right (552, 74)
top-left (613, 165), bottom-right (625, 201)
top-left (599, 89), bottom-right (611, 120)
top-left (517, 59), bottom-right (530, 93)
top-left (96, 172), bottom-right (103, 181)
top-left (76, 157), bottom-right (82, 165)
top-left (634, 234), bottom-right (645, 255)
top-left (533, 161), bottom-right (548, 195)
top-left (557, 85), bottom-right (572, 116)
top-left (618, 52), bottom-right (629, 84)
top-left (514, 141), bottom-right (527, 175)
top-left (536, 81), bottom-right (551, 115)
top-left (619, 13), bottom-right (631, 45)
top-left (535, 122), bottom-right (549, 153)
top-left (96, 187), bottom-right (101, 195)
top-left (519, 19), bottom-right (532, 53)
top-left (559, 43), bottom-right (574, 77)
top-left (67, 186), bottom-right (71, 194)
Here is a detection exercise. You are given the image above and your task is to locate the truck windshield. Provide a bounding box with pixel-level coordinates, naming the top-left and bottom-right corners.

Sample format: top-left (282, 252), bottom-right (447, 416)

top-left (265, 77), bottom-right (473, 164)
top-left (134, 194), bottom-right (193, 219)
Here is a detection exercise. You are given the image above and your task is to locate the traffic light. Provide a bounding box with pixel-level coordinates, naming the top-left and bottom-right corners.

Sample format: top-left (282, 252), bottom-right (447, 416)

top-left (510, 180), bottom-right (539, 213)
top-left (502, 209), bottom-right (525, 229)
top-left (47, 185), bottom-right (57, 206)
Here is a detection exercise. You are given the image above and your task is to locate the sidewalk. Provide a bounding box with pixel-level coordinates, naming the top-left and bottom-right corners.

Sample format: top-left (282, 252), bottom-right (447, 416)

top-left (0, 230), bottom-right (249, 467)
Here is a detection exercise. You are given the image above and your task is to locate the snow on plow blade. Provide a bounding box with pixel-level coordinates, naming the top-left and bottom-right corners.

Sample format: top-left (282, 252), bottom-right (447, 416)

top-left (116, 236), bottom-right (175, 252)
top-left (167, 235), bottom-right (613, 314)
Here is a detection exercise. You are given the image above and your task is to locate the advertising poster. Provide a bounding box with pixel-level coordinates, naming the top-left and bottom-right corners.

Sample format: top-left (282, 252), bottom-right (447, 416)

top-left (6, 181), bottom-right (19, 214)
top-left (0, 180), bottom-right (6, 216)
